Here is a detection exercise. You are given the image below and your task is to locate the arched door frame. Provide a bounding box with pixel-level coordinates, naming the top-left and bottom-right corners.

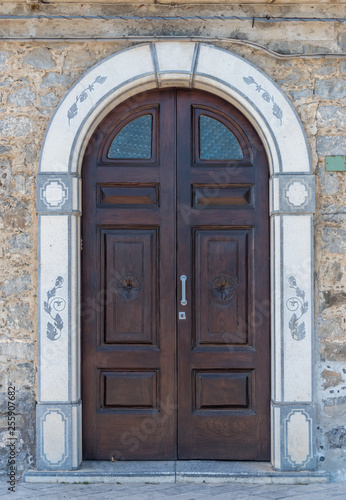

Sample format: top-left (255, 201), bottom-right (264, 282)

top-left (36, 42), bottom-right (316, 471)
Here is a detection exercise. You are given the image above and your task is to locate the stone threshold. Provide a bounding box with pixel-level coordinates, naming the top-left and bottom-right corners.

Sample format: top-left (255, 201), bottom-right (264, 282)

top-left (23, 461), bottom-right (330, 485)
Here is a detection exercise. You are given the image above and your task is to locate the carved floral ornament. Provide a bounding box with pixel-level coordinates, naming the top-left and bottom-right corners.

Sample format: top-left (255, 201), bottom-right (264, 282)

top-left (116, 275), bottom-right (142, 301)
top-left (211, 275), bottom-right (237, 303)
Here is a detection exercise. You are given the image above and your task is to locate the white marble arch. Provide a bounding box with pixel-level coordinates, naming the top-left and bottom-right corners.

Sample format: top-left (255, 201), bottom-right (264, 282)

top-left (36, 42), bottom-right (316, 472)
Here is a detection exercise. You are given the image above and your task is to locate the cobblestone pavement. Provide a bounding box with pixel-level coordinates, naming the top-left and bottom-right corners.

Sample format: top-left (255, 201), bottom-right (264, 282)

top-left (1, 479), bottom-right (346, 500)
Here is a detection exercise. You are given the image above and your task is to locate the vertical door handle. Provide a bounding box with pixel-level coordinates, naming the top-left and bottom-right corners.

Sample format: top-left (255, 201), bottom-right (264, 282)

top-left (180, 275), bottom-right (187, 306)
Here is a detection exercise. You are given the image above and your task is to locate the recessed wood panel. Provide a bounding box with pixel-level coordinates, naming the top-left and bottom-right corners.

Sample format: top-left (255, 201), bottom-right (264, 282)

top-left (194, 371), bottom-right (252, 411)
top-left (97, 185), bottom-right (159, 207)
top-left (194, 228), bottom-right (251, 347)
top-left (101, 228), bottom-right (158, 345)
top-left (193, 184), bottom-right (252, 207)
top-left (101, 371), bottom-right (158, 410)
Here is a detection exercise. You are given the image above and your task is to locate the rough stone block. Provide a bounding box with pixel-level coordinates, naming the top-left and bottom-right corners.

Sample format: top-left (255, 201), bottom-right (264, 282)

top-left (41, 72), bottom-right (74, 88)
top-left (315, 65), bottom-right (337, 77)
top-left (7, 233), bottom-right (32, 254)
top-left (0, 156), bottom-right (12, 195)
top-left (317, 105), bottom-right (346, 129)
top-left (0, 51), bottom-right (6, 69)
top-left (316, 136), bottom-right (346, 156)
top-left (0, 341), bottom-right (35, 362)
top-left (23, 48), bottom-right (55, 70)
top-left (317, 165), bottom-right (340, 196)
top-left (0, 117), bottom-right (32, 137)
top-left (326, 427), bottom-right (346, 449)
top-left (315, 79), bottom-right (346, 100)
top-left (0, 272), bottom-right (31, 296)
top-left (289, 89), bottom-right (313, 101)
top-left (8, 88), bottom-right (36, 107)
top-left (321, 341), bottom-right (346, 362)
top-left (8, 303), bottom-right (33, 331)
top-left (40, 92), bottom-right (58, 108)
top-left (322, 227), bottom-right (346, 254)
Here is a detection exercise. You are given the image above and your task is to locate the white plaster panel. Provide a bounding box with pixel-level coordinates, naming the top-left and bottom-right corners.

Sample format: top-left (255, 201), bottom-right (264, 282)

top-left (40, 215), bottom-right (69, 402)
top-left (71, 404), bottom-right (82, 468)
top-left (72, 177), bottom-right (81, 212)
top-left (285, 410), bottom-right (313, 467)
top-left (270, 176), bottom-right (280, 214)
top-left (159, 73), bottom-right (193, 87)
top-left (70, 215), bottom-right (80, 402)
top-left (40, 45), bottom-right (154, 173)
top-left (271, 215), bottom-right (282, 402)
top-left (196, 44), bottom-right (310, 174)
top-left (282, 215), bottom-right (313, 402)
top-left (42, 410), bottom-right (67, 465)
top-left (271, 403), bottom-right (281, 470)
top-left (156, 42), bottom-right (196, 73)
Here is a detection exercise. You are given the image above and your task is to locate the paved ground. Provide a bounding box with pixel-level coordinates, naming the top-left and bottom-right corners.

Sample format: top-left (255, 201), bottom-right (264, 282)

top-left (1, 478), bottom-right (346, 499)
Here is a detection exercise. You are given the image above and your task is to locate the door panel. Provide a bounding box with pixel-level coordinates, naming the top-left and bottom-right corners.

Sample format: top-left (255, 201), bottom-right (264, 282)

top-left (102, 229), bottom-right (158, 345)
top-left (194, 228), bottom-right (251, 347)
top-left (82, 90), bottom-right (176, 460)
top-left (176, 90), bottom-right (270, 460)
top-left (82, 88), bottom-right (270, 461)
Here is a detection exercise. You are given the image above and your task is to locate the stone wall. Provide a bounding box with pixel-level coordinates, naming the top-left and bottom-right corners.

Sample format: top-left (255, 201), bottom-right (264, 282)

top-left (0, 1), bottom-right (345, 480)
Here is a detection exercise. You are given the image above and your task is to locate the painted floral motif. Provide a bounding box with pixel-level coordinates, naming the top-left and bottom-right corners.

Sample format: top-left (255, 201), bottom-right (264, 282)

top-left (44, 276), bottom-right (66, 341)
top-left (67, 75), bottom-right (107, 125)
top-left (243, 76), bottom-right (283, 125)
top-left (286, 276), bottom-right (308, 341)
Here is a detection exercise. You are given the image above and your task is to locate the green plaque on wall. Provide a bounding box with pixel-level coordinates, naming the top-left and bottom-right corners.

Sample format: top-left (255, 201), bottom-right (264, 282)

top-left (325, 156), bottom-right (346, 172)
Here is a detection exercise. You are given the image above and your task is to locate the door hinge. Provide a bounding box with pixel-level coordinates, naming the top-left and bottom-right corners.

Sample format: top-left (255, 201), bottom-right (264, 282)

top-left (81, 238), bottom-right (83, 251)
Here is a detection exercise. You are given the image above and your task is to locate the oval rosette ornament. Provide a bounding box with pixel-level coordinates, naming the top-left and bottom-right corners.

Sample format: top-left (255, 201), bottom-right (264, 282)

top-left (210, 275), bottom-right (237, 304)
top-left (116, 275), bottom-right (142, 301)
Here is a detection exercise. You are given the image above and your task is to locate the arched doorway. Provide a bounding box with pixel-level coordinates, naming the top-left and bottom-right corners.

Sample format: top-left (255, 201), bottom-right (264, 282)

top-left (35, 42), bottom-right (316, 472)
top-left (81, 88), bottom-right (270, 460)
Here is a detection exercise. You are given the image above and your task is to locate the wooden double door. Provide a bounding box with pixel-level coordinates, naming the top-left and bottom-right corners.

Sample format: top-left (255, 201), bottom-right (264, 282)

top-left (82, 89), bottom-right (270, 461)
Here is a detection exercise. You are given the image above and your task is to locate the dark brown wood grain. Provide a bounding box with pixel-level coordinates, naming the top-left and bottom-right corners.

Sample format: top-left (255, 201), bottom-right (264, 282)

top-left (82, 88), bottom-right (270, 461)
